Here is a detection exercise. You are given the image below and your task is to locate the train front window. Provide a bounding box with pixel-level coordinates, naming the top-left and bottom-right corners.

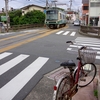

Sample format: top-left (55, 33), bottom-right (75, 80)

top-left (46, 10), bottom-right (58, 21)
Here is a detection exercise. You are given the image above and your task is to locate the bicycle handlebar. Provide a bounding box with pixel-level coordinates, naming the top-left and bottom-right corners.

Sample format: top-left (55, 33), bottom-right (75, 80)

top-left (66, 41), bottom-right (73, 44)
top-left (79, 46), bottom-right (86, 50)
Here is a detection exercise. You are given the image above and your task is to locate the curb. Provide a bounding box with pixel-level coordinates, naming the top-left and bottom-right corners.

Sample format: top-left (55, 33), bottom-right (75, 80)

top-left (79, 30), bottom-right (100, 38)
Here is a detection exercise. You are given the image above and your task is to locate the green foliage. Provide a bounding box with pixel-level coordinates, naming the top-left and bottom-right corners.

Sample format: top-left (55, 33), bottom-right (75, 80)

top-left (8, 9), bottom-right (45, 25)
top-left (19, 16), bottom-right (27, 25)
top-left (9, 10), bottom-right (22, 25)
top-left (94, 90), bottom-right (98, 98)
top-left (0, 9), bottom-right (45, 25)
top-left (23, 10), bottom-right (45, 24)
top-left (13, 16), bottom-right (20, 25)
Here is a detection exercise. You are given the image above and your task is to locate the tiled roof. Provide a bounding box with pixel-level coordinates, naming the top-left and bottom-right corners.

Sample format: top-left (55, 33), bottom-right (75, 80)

top-left (21, 4), bottom-right (44, 10)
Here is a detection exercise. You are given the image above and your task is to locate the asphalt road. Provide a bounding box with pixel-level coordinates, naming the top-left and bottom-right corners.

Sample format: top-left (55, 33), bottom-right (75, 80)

top-left (0, 24), bottom-right (100, 100)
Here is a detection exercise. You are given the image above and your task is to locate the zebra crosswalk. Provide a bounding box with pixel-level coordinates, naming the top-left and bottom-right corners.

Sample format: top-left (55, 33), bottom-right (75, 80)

top-left (66, 37), bottom-right (100, 60)
top-left (55, 30), bottom-right (76, 36)
top-left (0, 52), bottom-right (49, 100)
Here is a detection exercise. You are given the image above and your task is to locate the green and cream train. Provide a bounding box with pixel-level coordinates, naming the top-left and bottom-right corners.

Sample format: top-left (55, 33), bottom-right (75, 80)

top-left (45, 8), bottom-right (67, 29)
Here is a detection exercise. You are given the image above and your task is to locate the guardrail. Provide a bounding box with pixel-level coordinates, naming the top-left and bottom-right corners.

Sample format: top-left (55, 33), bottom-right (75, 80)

top-left (10, 24), bottom-right (44, 30)
top-left (80, 25), bottom-right (100, 36)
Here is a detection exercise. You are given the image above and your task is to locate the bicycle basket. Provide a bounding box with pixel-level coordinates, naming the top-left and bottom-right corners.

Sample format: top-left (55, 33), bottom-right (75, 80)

top-left (80, 47), bottom-right (97, 63)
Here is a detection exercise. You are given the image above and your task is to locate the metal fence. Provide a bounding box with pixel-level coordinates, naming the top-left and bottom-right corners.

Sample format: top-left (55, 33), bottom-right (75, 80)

top-left (10, 24), bottom-right (45, 30)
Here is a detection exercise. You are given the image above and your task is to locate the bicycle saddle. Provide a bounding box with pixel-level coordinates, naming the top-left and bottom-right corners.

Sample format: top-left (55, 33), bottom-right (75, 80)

top-left (60, 60), bottom-right (76, 68)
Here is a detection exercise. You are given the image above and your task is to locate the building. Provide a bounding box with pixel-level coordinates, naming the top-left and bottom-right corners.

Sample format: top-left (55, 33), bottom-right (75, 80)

top-left (66, 10), bottom-right (79, 23)
top-left (21, 4), bottom-right (45, 15)
top-left (82, 0), bottom-right (89, 25)
top-left (89, 0), bottom-right (100, 26)
top-left (82, 0), bottom-right (100, 26)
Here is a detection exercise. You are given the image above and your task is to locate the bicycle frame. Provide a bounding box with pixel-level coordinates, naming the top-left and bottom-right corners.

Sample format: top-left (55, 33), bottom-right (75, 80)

top-left (75, 60), bottom-right (82, 84)
top-left (64, 57), bottom-right (84, 99)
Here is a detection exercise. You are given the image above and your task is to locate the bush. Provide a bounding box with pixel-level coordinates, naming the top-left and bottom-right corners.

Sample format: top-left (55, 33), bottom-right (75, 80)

top-left (9, 10), bottom-right (45, 25)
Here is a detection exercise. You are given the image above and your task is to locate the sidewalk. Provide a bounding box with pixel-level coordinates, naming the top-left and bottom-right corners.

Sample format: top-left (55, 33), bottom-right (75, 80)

top-left (24, 67), bottom-right (99, 100)
top-left (0, 28), bottom-right (43, 35)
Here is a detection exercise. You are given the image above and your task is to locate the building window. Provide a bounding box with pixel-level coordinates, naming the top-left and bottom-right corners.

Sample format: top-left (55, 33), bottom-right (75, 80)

top-left (83, 6), bottom-right (89, 10)
top-left (90, 2), bottom-right (100, 7)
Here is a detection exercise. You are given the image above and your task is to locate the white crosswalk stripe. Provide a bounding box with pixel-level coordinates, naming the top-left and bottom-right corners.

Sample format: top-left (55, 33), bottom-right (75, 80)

top-left (66, 37), bottom-right (100, 60)
top-left (0, 52), bottom-right (12, 60)
top-left (56, 31), bottom-right (64, 34)
top-left (0, 54), bottom-right (29, 75)
top-left (70, 32), bottom-right (76, 36)
top-left (55, 31), bottom-right (76, 36)
top-left (0, 52), bottom-right (49, 100)
top-left (62, 31), bottom-right (70, 35)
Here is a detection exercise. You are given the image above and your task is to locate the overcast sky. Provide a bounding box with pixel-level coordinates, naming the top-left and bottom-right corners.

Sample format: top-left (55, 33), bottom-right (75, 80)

top-left (0, 0), bottom-right (82, 11)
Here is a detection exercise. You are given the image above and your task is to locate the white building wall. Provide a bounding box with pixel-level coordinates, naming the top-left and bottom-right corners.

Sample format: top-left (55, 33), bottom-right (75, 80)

top-left (89, 0), bottom-right (100, 25)
top-left (89, 0), bottom-right (100, 17)
top-left (90, 8), bottom-right (100, 17)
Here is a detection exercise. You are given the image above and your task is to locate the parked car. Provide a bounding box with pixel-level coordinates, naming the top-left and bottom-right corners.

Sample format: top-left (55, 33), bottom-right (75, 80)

top-left (73, 20), bottom-right (80, 26)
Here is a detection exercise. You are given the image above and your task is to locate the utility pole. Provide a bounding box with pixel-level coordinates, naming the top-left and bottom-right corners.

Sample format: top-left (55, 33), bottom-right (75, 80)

top-left (51, 0), bottom-right (57, 8)
top-left (78, 7), bottom-right (80, 19)
top-left (46, 0), bottom-right (48, 9)
top-left (5, 0), bottom-right (9, 32)
top-left (69, 0), bottom-right (72, 11)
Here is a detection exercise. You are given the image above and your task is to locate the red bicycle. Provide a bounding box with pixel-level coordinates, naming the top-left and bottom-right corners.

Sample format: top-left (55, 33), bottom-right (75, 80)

top-left (53, 41), bottom-right (97, 100)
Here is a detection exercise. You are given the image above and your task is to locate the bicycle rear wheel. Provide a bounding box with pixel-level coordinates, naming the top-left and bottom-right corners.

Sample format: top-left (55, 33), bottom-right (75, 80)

top-left (53, 75), bottom-right (72, 100)
top-left (74, 63), bottom-right (96, 87)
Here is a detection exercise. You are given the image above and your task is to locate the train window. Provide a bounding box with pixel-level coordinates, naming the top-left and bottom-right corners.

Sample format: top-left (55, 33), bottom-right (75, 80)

top-left (60, 13), bottom-right (61, 19)
top-left (46, 10), bottom-right (58, 14)
top-left (60, 13), bottom-right (65, 19)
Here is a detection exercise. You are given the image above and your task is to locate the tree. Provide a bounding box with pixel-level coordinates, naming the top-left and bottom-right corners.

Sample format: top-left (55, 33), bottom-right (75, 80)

top-left (8, 9), bottom-right (45, 25)
top-left (23, 10), bottom-right (45, 24)
top-left (9, 9), bottom-right (22, 25)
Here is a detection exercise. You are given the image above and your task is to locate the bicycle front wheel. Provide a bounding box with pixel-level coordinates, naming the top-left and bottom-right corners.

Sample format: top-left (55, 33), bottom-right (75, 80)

top-left (53, 76), bottom-right (72, 100)
top-left (74, 63), bottom-right (96, 87)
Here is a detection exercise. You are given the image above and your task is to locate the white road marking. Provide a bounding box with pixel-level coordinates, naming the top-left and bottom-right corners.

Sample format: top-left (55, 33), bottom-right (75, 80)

top-left (69, 45), bottom-right (100, 51)
top-left (56, 31), bottom-right (64, 35)
top-left (0, 57), bottom-right (49, 100)
top-left (96, 56), bottom-right (100, 59)
top-left (67, 37), bottom-right (100, 60)
top-left (75, 37), bottom-right (100, 42)
top-left (0, 52), bottom-right (12, 60)
top-left (67, 47), bottom-right (100, 59)
top-left (0, 54), bottom-right (29, 75)
top-left (63, 31), bottom-right (70, 35)
top-left (70, 32), bottom-right (76, 36)
top-left (67, 48), bottom-right (72, 50)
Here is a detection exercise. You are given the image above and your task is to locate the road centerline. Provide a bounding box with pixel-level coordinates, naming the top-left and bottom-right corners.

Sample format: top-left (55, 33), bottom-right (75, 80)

top-left (0, 29), bottom-right (61, 53)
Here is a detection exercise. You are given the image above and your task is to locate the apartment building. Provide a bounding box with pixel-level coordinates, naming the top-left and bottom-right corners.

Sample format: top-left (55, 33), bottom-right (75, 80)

top-left (82, 0), bottom-right (100, 26)
top-left (89, 0), bottom-right (100, 26)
